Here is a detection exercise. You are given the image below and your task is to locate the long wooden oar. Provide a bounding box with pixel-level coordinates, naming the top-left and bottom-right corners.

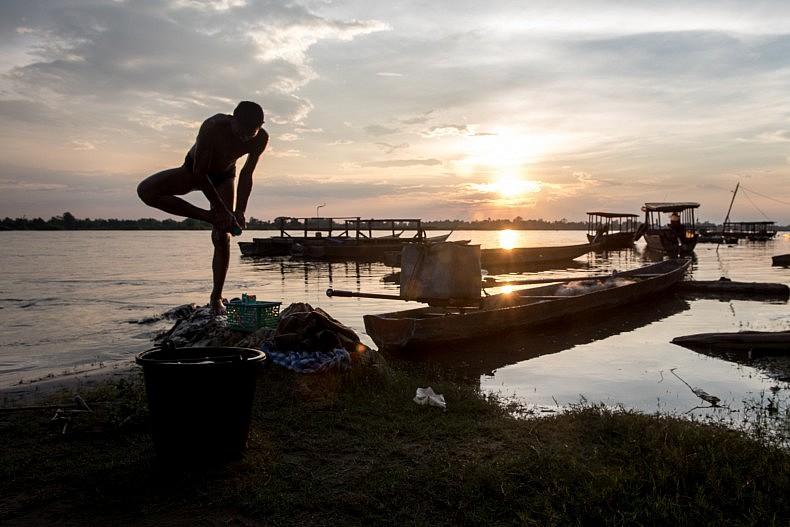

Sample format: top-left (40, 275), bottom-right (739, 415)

top-left (326, 288), bottom-right (404, 300)
top-left (326, 288), bottom-right (480, 307)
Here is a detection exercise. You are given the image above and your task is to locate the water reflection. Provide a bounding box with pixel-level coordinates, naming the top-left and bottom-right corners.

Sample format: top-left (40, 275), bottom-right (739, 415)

top-left (395, 294), bottom-right (691, 381)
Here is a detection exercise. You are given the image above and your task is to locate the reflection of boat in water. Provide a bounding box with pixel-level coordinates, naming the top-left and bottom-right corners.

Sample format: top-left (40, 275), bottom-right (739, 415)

top-left (640, 202), bottom-right (699, 256)
top-left (479, 242), bottom-right (599, 269)
top-left (394, 292), bottom-right (692, 378)
top-left (671, 331), bottom-right (790, 380)
top-left (364, 258), bottom-right (690, 353)
top-left (585, 212), bottom-right (640, 249)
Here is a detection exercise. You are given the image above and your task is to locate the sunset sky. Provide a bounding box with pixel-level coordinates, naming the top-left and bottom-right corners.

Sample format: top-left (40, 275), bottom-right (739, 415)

top-left (1, 0), bottom-right (789, 224)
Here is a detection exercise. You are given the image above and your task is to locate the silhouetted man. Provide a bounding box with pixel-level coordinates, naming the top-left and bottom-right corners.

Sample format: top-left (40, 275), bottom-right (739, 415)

top-left (138, 101), bottom-right (269, 315)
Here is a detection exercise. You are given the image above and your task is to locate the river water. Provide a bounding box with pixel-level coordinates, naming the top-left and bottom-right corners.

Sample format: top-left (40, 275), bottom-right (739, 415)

top-left (1, 230), bottom-right (788, 426)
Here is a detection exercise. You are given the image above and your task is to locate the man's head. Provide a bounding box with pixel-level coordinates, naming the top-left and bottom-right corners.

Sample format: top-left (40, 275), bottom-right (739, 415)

top-left (233, 101), bottom-right (264, 141)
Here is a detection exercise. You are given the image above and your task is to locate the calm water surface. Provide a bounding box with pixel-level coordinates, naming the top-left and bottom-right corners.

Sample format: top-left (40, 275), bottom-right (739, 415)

top-left (1, 230), bottom-right (788, 425)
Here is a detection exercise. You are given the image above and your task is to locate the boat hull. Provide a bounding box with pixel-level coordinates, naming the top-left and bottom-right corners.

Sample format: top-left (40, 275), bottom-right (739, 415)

top-left (586, 232), bottom-right (636, 250)
top-left (239, 237), bottom-right (293, 257)
top-left (296, 233), bottom-right (452, 262)
top-left (364, 258), bottom-right (691, 352)
top-left (480, 243), bottom-right (598, 268)
top-left (772, 254), bottom-right (790, 266)
top-left (643, 232), bottom-right (698, 255)
top-left (672, 330), bottom-right (790, 352)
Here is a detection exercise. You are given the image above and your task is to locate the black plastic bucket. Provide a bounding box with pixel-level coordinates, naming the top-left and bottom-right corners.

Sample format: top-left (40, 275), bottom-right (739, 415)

top-left (135, 346), bottom-right (267, 463)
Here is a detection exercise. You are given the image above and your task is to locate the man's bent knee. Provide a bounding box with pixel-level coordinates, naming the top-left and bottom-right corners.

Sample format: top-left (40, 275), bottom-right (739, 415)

top-left (137, 179), bottom-right (158, 206)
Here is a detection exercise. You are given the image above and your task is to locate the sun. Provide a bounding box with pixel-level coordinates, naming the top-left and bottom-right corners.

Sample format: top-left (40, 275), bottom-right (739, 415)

top-left (470, 174), bottom-right (541, 200)
top-left (492, 174), bottom-right (541, 199)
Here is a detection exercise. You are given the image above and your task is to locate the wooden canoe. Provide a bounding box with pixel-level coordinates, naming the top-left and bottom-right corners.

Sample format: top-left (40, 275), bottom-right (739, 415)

top-left (675, 279), bottom-right (789, 300)
top-left (773, 254), bottom-right (790, 266)
top-left (480, 242), bottom-right (599, 268)
top-left (671, 330), bottom-right (790, 353)
top-left (363, 258), bottom-right (691, 352)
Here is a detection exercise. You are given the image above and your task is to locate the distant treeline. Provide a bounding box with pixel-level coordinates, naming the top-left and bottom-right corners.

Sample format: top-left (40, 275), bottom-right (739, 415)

top-left (2, 212), bottom-right (788, 231)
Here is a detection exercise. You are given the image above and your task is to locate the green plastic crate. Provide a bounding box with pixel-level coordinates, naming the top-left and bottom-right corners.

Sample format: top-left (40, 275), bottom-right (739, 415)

top-left (226, 299), bottom-right (281, 332)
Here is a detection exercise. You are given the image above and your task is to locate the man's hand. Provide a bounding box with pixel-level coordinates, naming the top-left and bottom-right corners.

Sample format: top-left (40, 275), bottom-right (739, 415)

top-left (234, 211), bottom-right (247, 229)
top-left (212, 208), bottom-right (236, 231)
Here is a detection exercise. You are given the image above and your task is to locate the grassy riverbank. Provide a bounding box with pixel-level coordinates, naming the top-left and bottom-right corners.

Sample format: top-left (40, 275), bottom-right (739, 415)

top-left (2, 355), bottom-right (789, 526)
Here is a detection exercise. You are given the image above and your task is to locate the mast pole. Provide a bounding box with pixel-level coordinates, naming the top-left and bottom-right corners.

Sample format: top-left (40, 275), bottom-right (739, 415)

top-left (717, 181), bottom-right (739, 252)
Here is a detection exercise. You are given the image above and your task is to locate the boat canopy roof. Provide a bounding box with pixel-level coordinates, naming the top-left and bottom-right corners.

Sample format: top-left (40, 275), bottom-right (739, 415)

top-left (586, 211), bottom-right (639, 218)
top-left (642, 202), bottom-right (700, 212)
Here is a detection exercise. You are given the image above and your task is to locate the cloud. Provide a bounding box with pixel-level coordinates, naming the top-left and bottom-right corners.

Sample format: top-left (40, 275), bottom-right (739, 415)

top-left (360, 158), bottom-right (444, 168)
top-left (0, 1), bottom-right (789, 223)
top-left (0, 179), bottom-right (68, 192)
top-left (374, 142), bottom-right (409, 154)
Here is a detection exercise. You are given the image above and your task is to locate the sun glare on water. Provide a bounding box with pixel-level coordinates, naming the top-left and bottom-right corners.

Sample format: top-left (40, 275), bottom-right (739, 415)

top-left (498, 229), bottom-right (518, 249)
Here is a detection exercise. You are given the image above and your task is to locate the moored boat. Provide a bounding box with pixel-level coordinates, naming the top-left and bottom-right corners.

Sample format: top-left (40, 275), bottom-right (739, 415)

top-left (238, 216), bottom-right (442, 260)
top-left (696, 228), bottom-right (739, 244)
top-left (640, 202), bottom-right (699, 256)
top-left (585, 212), bottom-right (640, 249)
top-left (239, 236), bottom-right (294, 257)
top-left (299, 230), bottom-right (453, 261)
top-left (480, 242), bottom-right (598, 268)
top-left (363, 258), bottom-right (691, 352)
top-left (773, 254), bottom-right (790, 266)
top-left (671, 330), bottom-right (790, 352)
top-left (723, 221), bottom-right (778, 242)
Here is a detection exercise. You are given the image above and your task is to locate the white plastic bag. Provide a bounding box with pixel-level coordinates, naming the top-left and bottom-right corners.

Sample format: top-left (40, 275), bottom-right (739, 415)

top-left (413, 387), bottom-right (446, 409)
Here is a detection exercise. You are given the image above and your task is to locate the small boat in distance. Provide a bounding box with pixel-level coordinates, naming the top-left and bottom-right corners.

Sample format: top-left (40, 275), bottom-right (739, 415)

top-left (723, 221), bottom-right (778, 242)
top-left (640, 202), bottom-right (700, 256)
top-left (696, 227), bottom-right (739, 244)
top-left (479, 242), bottom-right (599, 269)
top-left (585, 211), bottom-right (640, 249)
top-left (364, 258), bottom-right (691, 352)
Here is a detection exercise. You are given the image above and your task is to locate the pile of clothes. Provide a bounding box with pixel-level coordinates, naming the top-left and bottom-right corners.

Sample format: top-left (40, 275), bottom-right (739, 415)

top-left (265, 303), bottom-right (367, 373)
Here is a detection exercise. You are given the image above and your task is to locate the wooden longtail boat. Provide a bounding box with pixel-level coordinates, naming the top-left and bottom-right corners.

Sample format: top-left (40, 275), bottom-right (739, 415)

top-left (585, 212), bottom-right (640, 249)
top-left (640, 202), bottom-right (700, 256)
top-left (363, 258), bottom-right (691, 352)
top-left (480, 242), bottom-right (599, 268)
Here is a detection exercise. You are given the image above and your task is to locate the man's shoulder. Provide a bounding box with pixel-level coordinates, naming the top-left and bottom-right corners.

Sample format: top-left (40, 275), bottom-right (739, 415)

top-left (201, 113), bottom-right (232, 128)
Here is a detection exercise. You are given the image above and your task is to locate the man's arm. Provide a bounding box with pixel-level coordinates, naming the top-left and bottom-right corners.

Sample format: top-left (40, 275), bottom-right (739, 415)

top-left (193, 120), bottom-right (235, 228)
top-left (234, 130), bottom-right (269, 226)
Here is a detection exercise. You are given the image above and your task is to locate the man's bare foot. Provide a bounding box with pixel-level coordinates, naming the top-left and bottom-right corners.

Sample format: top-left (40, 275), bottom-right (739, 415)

top-left (210, 297), bottom-right (227, 317)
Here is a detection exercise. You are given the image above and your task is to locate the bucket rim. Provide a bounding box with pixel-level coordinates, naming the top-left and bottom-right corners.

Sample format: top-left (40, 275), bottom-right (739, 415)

top-left (135, 346), bottom-right (267, 366)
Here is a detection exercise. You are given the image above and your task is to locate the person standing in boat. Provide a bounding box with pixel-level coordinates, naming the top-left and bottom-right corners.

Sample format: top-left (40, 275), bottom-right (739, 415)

top-left (669, 213), bottom-right (684, 246)
top-left (137, 101), bottom-right (269, 316)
